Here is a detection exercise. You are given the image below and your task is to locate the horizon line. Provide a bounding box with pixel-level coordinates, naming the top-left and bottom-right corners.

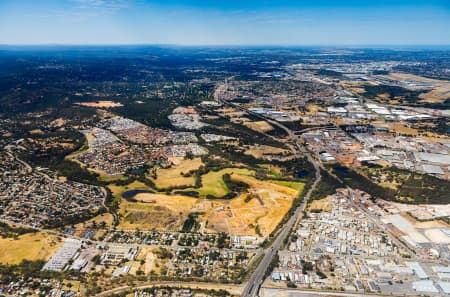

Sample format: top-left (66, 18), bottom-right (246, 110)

top-left (1, 43), bottom-right (450, 49)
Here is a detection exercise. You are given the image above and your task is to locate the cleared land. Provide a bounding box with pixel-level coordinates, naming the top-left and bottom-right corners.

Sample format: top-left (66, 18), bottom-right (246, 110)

top-left (75, 101), bottom-right (124, 108)
top-left (136, 247), bottom-right (167, 275)
top-left (119, 170), bottom-right (303, 236)
top-left (118, 198), bottom-right (192, 230)
top-left (308, 196), bottom-right (333, 212)
top-left (0, 232), bottom-right (62, 264)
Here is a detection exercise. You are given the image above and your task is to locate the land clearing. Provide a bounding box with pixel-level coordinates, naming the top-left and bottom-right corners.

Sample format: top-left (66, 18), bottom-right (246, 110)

top-left (136, 247), bottom-right (165, 274)
top-left (117, 168), bottom-right (303, 236)
top-left (385, 213), bottom-right (450, 245)
top-left (75, 101), bottom-right (124, 108)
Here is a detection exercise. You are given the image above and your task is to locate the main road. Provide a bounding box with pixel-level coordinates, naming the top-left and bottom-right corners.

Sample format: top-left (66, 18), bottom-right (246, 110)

top-left (215, 87), bottom-right (323, 297)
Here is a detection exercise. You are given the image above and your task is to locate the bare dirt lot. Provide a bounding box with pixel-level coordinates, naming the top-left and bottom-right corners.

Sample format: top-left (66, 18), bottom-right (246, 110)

top-left (308, 196), bottom-right (333, 212)
top-left (75, 101), bottom-right (124, 108)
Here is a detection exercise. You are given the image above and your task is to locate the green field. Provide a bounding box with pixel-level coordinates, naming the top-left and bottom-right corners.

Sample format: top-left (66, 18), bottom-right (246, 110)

top-left (269, 180), bottom-right (305, 192)
top-left (185, 168), bottom-right (254, 197)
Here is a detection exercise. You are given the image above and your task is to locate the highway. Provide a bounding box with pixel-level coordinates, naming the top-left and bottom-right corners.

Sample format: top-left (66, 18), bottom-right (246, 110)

top-left (239, 120), bottom-right (321, 297)
top-left (215, 86), bottom-right (323, 297)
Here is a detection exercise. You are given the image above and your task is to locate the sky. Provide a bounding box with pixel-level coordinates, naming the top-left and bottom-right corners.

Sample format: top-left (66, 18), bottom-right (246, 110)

top-left (0, 0), bottom-right (449, 46)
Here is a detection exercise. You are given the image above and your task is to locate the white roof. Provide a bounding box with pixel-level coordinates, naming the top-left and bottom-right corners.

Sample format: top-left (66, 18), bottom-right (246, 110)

top-left (434, 266), bottom-right (450, 273)
top-left (407, 262), bottom-right (428, 279)
top-left (438, 282), bottom-right (450, 293)
top-left (327, 107), bottom-right (347, 113)
top-left (422, 164), bottom-right (444, 174)
top-left (416, 153), bottom-right (450, 165)
top-left (412, 280), bottom-right (438, 293)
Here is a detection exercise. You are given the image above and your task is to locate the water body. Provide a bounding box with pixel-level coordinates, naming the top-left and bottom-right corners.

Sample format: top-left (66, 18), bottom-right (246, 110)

top-left (295, 170), bottom-right (309, 178)
top-left (122, 189), bottom-right (152, 199)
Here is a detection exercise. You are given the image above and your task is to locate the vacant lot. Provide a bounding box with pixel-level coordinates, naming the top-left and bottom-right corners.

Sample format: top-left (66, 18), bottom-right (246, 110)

top-left (0, 232), bottom-right (62, 264)
top-left (308, 196), bottom-right (333, 212)
top-left (244, 120), bottom-right (274, 132)
top-left (76, 101), bottom-right (124, 108)
top-left (118, 199), bottom-right (191, 231)
top-left (245, 144), bottom-right (288, 159)
top-left (115, 167), bottom-right (303, 236)
top-left (150, 157), bottom-right (203, 188)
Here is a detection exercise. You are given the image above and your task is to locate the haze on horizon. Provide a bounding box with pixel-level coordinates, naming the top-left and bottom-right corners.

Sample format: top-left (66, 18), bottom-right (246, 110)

top-left (0, 0), bottom-right (449, 46)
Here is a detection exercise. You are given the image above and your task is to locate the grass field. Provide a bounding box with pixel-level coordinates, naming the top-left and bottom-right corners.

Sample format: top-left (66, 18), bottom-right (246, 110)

top-left (108, 180), bottom-right (151, 198)
top-left (184, 167), bottom-right (253, 197)
top-left (243, 120), bottom-right (274, 132)
top-left (98, 174), bottom-right (129, 182)
top-left (150, 157), bottom-right (203, 188)
top-left (269, 180), bottom-right (305, 191)
top-left (0, 232), bottom-right (62, 264)
top-left (260, 164), bottom-right (283, 178)
top-left (136, 247), bottom-right (167, 275)
top-left (244, 145), bottom-right (287, 159)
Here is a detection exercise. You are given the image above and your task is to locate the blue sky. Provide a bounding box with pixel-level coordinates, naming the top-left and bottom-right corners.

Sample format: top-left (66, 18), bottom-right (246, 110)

top-left (0, 0), bottom-right (449, 45)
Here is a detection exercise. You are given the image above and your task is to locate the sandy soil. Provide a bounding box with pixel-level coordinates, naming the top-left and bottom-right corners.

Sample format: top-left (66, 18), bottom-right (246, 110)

top-left (76, 101), bottom-right (124, 108)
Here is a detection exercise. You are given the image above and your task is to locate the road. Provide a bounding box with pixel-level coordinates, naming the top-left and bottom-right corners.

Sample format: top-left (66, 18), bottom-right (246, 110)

top-left (259, 287), bottom-right (403, 297)
top-left (346, 188), bottom-right (416, 258)
top-left (239, 124), bottom-right (321, 297)
top-left (215, 85), bottom-right (323, 297)
top-left (95, 281), bottom-right (243, 297)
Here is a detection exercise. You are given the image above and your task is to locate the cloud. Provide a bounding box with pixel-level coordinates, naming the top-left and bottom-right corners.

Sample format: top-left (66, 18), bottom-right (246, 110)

top-left (72, 0), bottom-right (130, 13)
